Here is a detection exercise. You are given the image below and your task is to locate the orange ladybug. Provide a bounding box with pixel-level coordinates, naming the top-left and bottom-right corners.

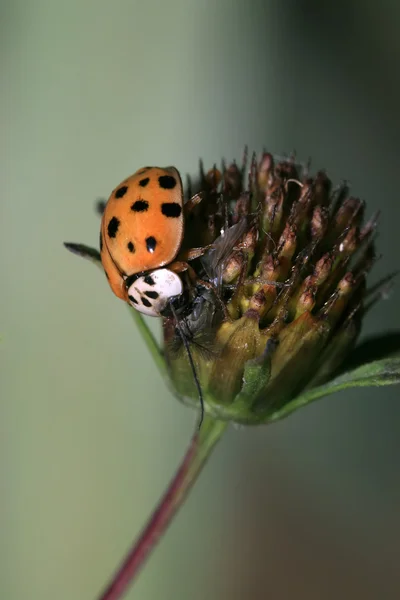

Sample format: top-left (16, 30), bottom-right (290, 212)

top-left (100, 166), bottom-right (205, 316)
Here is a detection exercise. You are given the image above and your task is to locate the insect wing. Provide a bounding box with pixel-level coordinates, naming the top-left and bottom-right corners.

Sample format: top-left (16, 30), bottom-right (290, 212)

top-left (201, 217), bottom-right (250, 287)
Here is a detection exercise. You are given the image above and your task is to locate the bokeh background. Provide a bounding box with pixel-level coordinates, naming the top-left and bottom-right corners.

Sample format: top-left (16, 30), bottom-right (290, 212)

top-left (2, 1), bottom-right (400, 599)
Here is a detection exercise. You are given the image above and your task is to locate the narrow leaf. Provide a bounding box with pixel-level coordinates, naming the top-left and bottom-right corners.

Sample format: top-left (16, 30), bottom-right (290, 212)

top-left (268, 355), bottom-right (400, 422)
top-left (64, 242), bottom-right (101, 267)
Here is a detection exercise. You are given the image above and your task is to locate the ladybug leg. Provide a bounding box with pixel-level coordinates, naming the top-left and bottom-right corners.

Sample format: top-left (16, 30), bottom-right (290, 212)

top-left (178, 244), bottom-right (213, 263)
top-left (168, 261), bottom-right (197, 282)
top-left (95, 199), bottom-right (107, 216)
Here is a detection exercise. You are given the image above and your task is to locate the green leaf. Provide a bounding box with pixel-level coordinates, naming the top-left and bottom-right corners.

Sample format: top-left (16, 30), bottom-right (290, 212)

top-left (64, 242), bottom-right (102, 267)
top-left (268, 355), bottom-right (400, 422)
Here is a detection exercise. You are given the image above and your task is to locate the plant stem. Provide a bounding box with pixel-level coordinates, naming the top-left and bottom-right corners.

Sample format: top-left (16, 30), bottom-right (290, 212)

top-left (128, 307), bottom-right (168, 381)
top-left (97, 416), bottom-right (228, 600)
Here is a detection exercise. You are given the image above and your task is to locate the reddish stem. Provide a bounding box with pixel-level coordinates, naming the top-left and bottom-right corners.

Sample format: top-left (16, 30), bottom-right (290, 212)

top-left (97, 417), bottom-right (227, 600)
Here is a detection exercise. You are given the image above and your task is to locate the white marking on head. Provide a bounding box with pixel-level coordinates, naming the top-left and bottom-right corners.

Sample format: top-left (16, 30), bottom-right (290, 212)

top-left (127, 268), bottom-right (183, 317)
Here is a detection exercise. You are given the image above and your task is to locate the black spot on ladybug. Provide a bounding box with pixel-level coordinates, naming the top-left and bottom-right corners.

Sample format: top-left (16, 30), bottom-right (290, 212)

top-left (161, 202), bottom-right (182, 218)
top-left (115, 185), bottom-right (128, 199)
top-left (131, 200), bottom-right (149, 212)
top-left (146, 236), bottom-right (157, 253)
top-left (145, 290), bottom-right (159, 299)
top-left (158, 175), bottom-right (177, 189)
top-left (127, 241), bottom-right (135, 253)
top-left (129, 295), bottom-right (139, 305)
top-left (139, 177), bottom-right (150, 187)
top-left (107, 216), bottom-right (120, 238)
top-left (99, 232), bottom-right (103, 251)
top-left (141, 296), bottom-right (152, 307)
top-left (144, 274), bottom-right (155, 286)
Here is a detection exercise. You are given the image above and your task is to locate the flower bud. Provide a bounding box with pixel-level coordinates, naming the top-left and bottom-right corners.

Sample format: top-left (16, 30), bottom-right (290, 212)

top-left (163, 152), bottom-right (381, 424)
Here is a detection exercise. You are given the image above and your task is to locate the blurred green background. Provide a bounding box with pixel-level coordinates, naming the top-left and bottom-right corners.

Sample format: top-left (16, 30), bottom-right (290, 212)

top-left (2, 1), bottom-right (400, 599)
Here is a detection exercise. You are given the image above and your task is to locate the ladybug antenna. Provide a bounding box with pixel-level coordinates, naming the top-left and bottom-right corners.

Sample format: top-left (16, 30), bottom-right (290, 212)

top-left (169, 301), bottom-right (204, 429)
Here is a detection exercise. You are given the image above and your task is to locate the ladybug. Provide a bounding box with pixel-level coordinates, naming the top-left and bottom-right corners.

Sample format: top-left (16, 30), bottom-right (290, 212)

top-left (100, 166), bottom-right (206, 316)
top-left (65, 163), bottom-right (252, 428)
